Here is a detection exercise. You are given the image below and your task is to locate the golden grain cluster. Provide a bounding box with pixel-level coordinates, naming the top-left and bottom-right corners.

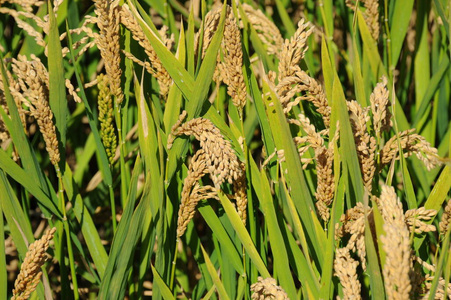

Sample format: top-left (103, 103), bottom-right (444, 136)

top-left (0, 0), bottom-right (449, 298)
top-left (12, 228), bottom-right (56, 300)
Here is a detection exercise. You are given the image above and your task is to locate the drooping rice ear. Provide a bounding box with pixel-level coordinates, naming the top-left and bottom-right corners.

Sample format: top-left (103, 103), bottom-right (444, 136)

top-left (240, 4), bottom-right (284, 57)
top-left (120, 5), bottom-right (172, 98)
top-left (222, 8), bottom-right (247, 112)
top-left (12, 228), bottom-right (57, 300)
top-left (380, 129), bottom-right (442, 171)
top-left (334, 247), bottom-right (362, 300)
top-left (379, 185), bottom-right (413, 300)
top-left (94, 0), bottom-right (123, 104)
top-left (250, 277), bottom-right (288, 299)
top-left (439, 199), bottom-right (451, 236)
top-left (370, 76), bottom-right (392, 139)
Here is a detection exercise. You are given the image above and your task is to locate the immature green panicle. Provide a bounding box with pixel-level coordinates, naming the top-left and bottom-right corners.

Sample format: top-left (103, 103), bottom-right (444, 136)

top-left (97, 74), bottom-right (117, 165)
top-left (12, 228), bottom-right (56, 300)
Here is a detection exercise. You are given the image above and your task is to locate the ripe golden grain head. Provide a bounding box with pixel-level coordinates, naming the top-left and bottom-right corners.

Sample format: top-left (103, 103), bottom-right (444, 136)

top-left (241, 4), bottom-right (284, 57)
top-left (12, 228), bottom-right (56, 300)
top-left (250, 277), bottom-right (288, 300)
top-left (334, 247), bottom-right (362, 300)
top-left (379, 185), bottom-right (413, 300)
top-left (171, 112), bottom-right (247, 237)
top-left (120, 5), bottom-right (172, 97)
top-left (10, 55), bottom-right (60, 166)
top-left (222, 7), bottom-right (247, 112)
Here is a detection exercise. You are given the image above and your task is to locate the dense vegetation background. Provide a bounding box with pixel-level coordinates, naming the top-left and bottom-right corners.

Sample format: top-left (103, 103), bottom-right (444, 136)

top-left (0, 0), bottom-right (450, 299)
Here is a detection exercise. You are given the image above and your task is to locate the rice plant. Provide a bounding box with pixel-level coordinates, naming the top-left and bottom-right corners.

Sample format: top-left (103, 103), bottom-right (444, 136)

top-left (0, 0), bottom-right (450, 299)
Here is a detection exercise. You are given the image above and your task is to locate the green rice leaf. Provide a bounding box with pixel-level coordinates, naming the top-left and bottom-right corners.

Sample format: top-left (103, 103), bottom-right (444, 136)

top-left (166, 1), bottom-right (228, 183)
top-left (47, 0), bottom-right (67, 170)
top-left (190, 1), bottom-right (227, 117)
top-left (63, 165), bottom-right (108, 278)
top-left (357, 10), bottom-right (409, 131)
top-left (0, 170), bottom-right (34, 258)
top-left (412, 56), bottom-right (449, 128)
top-left (424, 165), bottom-right (451, 212)
top-left (390, 0), bottom-right (415, 66)
top-left (151, 264), bottom-right (175, 300)
top-left (200, 244), bottom-right (231, 300)
top-left (278, 173), bottom-right (320, 297)
top-left (254, 166), bottom-right (297, 298)
top-left (274, 0), bottom-right (295, 36)
top-left (364, 198), bottom-right (385, 299)
top-left (261, 77), bottom-right (321, 261)
top-left (127, 0), bottom-right (195, 100)
top-left (0, 150), bottom-right (61, 218)
top-left (399, 154), bottom-right (417, 209)
top-left (238, 4), bottom-right (276, 71)
top-left (0, 171), bottom-right (46, 299)
top-left (218, 191), bottom-right (271, 278)
top-left (186, 4), bottom-right (196, 75)
top-left (351, 37), bottom-right (367, 107)
top-left (198, 205), bottom-right (244, 275)
top-left (433, 0), bottom-right (450, 40)
top-left (0, 201), bottom-right (5, 300)
top-left (427, 226), bottom-right (451, 299)
top-left (319, 175), bottom-right (344, 299)
top-left (99, 156), bottom-right (146, 299)
top-left (321, 37), bottom-right (333, 101)
top-left (331, 72), bottom-right (364, 204)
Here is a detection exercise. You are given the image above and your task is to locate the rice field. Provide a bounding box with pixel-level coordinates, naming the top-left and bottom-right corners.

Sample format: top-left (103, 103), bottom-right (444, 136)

top-left (0, 0), bottom-right (450, 299)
